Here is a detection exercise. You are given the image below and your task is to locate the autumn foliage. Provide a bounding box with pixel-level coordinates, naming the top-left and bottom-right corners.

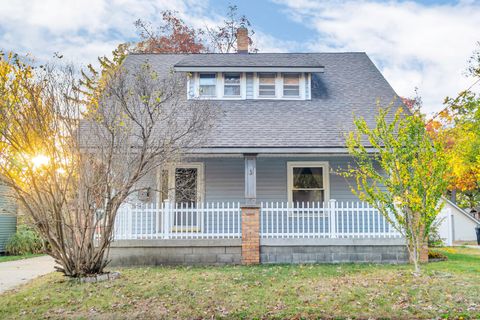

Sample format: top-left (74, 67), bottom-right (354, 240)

top-left (424, 46), bottom-right (480, 209)
top-left (134, 11), bottom-right (205, 53)
top-left (133, 6), bottom-right (256, 54)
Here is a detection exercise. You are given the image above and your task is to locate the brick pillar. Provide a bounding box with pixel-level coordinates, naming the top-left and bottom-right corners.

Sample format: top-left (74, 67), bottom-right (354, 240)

top-left (241, 205), bottom-right (260, 265)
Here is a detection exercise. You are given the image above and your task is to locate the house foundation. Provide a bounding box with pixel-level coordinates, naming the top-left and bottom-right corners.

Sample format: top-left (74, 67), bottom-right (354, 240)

top-left (107, 238), bottom-right (408, 266)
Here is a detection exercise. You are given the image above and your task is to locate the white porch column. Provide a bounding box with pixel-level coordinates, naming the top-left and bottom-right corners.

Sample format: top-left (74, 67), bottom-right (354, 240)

top-left (244, 154), bottom-right (257, 205)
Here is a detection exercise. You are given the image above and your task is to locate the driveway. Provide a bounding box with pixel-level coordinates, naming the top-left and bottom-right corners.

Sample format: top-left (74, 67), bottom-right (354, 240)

top-left (0, 255), bottom-right (55, 294)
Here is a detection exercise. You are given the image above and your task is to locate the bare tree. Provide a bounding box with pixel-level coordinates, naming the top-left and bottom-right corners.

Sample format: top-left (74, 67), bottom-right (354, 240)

top-left (133, 5), bottom-right (257, 54)
top-left (0, 52), bottom-right (214, 277)
top-left (205, 5), bottom-right (257, 53)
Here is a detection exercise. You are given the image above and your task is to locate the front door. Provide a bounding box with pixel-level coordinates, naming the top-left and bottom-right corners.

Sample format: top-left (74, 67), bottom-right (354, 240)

top-left (168, 164), bottom-right (204, 231)
top-left (175, 167), bottom-right (198, 204)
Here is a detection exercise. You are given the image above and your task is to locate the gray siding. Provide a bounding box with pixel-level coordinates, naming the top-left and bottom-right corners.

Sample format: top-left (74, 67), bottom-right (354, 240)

top-left (187, 77), bottom-right (194, 98)
top-left (204, 157), bottom-right (244, 202)
top-left (0, 215), bottom-right (16, 252)
top-left (246, 72), bottom-right (254, 99)
top-left (200, 156), bottom-right (359, 203)
top-left (135, 156), bottom-right (361, 204)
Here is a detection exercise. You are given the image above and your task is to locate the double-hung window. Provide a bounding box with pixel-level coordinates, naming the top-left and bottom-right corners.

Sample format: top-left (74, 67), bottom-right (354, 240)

top-left (258, 73), bottom-right (276, 97)
top-left (283, 73), bottom-right (300, 97)
top-left (199, 73), bottom-right (216, 97)
top-left (224, 73), bottom-right (241, 97)
top-left (288, 162), bottom-right (329, 204)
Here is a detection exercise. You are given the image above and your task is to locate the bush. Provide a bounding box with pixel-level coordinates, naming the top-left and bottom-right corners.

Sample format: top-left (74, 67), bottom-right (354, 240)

top-left (428, 250), bottom-right (448, 261)
top-left (428, 219), bottom-right (444, 247)
top-left (5, 225), bottom-right (44, 255)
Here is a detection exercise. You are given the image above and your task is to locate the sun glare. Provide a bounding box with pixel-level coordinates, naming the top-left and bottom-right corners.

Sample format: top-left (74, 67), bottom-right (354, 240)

top-left (31, 154), bottom-right (50, 169)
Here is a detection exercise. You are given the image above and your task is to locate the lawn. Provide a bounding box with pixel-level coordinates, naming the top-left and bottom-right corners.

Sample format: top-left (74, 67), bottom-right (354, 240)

top-left (0, 247), bottom-right (479, 319)
top-left (0, 253), bottom-right (44, 263)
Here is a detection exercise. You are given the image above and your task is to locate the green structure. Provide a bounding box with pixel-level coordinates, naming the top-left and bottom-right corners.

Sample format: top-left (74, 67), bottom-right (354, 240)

top-left (0, 182), bottom-right (17, 253)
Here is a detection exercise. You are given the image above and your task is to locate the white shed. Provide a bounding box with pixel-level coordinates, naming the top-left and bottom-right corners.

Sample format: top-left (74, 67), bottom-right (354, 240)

top-left (437, 198), bottom-right (480, 246)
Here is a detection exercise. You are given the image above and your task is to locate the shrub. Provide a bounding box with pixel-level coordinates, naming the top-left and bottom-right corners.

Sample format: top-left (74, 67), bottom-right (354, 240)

top-left (428, 250), bottom-right (448, 261)
top-left (428, 219), bottom-right (444, 247)
top-left (5, 225), bottom-right (44, 255)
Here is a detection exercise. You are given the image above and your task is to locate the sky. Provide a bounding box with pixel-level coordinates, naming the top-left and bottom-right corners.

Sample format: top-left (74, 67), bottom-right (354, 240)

top-left (1, 0), bottom-right (479, 115)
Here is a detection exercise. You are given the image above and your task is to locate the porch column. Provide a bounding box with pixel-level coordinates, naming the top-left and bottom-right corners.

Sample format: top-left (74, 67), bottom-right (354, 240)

top-left (241, 204), bottom-right (260, 265)
top-left (244, 154), bottom-right (257, 205)
top-left (241, 154), bottom-right (260, 265)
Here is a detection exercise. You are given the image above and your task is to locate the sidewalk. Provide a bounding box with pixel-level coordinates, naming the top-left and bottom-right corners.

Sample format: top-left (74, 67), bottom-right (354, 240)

top-left (0, 255), bottom-right (55, 294)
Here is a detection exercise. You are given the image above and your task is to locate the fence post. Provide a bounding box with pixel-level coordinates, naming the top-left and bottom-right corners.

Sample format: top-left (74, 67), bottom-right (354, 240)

top-left (329, 199), bottom-right (337, 238)
top-left (126, 205), bottom-right (132, 240)
top-left (163, 200), bottom-right (171, 239)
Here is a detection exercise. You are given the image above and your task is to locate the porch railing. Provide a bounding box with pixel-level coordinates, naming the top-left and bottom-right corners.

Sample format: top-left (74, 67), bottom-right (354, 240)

top-left (112, 200), bottom-right (401, 240)
top-left (113, 201), bottom-right (242, 240)
top-left (261, 200), bottom-right (401, 239)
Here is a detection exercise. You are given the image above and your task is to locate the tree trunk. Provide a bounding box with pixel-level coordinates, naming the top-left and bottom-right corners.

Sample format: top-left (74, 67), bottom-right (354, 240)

top-left (450, 189), bottom-right (457, 204)
top-left (411, 244), bottom-right (420, 275)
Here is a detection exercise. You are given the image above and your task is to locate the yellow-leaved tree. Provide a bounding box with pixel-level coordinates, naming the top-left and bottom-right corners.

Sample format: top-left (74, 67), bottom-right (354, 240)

top-left (344, 106), bottom-right (450, 274)
top-left (427, 45), bottom-right (480, 210)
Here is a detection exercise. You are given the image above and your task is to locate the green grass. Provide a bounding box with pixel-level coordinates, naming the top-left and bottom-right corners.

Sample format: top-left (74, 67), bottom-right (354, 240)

top-left (0, 253), bottom-right (44, 263)
top-left (0, 247), bottom-right (479, 319)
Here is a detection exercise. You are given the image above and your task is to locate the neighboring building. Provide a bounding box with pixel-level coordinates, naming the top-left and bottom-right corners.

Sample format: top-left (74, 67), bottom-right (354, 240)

top-left (88, 28), bottom-right (413, 265)
top-left (469, 206), bottom-right (480, 221)
top-left (437, 198), bottom-right (480, 245)
top-left (0, 181), bottom-right (17, 253)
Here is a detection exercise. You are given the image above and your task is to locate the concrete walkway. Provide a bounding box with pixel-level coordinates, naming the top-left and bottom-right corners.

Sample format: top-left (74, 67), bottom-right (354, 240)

top-left (0, 255), bottom-right (56, 294)
top-left (464, 244), bottom-right (480, 249)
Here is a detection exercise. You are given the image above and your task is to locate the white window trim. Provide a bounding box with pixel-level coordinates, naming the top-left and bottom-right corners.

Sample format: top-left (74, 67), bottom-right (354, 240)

top-left (254, 72), bottom-right (307, 100)
top-left (190, 72), bottom-right (246, 100)
top-left (156, 162), bottom-right (205, 204)
top-left (281, 73), bottom-right (303, 99)
top-left (197, 72), bottom-right (218, 98)
top-left (188, 71), bottom-right (311, 100)
top-left (306, 73), bottom-right (311, 100)
top-left (221, 72), bottom-right (246, 99)
top-left (255, 72), bottom-right (278, 99)
top-left (287, 161), bottom-right (330, 204)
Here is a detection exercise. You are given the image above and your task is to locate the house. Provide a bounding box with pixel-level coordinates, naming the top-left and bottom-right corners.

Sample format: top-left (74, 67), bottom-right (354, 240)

top-left (437, 198), bottom-right (480, 245)
top-left (0, 181), bottom-right (17, 253)
top-left (104, 28), bottom-right (410, 266)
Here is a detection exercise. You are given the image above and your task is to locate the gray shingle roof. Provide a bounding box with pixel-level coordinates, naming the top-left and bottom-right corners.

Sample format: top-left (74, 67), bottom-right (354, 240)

top-left (115, 53), bottom-right (403, 150)
top-left (173, 53), bottom-right (324, 67)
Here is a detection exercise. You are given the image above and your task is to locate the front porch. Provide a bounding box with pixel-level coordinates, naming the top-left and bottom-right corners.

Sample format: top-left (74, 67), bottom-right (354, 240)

top-left (112, 200), bottom-right (401, 240)
top-left (108, 154), bottom-right (407, 265)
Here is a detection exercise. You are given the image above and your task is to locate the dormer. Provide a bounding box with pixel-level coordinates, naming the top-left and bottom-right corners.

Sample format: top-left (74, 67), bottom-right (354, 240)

top-left (175, 63), bottom-right (323, 101)
top-left (174, 28), bottom-right (324, 101)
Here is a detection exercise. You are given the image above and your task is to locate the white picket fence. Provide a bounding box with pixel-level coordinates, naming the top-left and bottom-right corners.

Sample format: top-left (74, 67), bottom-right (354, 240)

top-left (113, 201), bottom-right (242, 240)
top-left (111, 200), bottom-right (401, 240)
top-left (261, 200), bottom-right (401, 239)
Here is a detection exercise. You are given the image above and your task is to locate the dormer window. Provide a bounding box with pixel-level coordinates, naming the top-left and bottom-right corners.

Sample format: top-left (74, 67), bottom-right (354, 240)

top-left (258, 73), bottom-right (276, 97)
top-left (224, 73), bottom-right (241, 96)
top-left (199, 73), bottom-right (216, 97)
top-left (188, 71), bottom-right (311, 100)
top-left (283, 73), bottom-right (300, 97)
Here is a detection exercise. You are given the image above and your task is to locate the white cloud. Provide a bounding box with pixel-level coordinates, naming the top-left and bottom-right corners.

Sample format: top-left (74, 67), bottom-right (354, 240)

top-left (0, 0), bottom-right (210, 66)
top-left (2, 0), bottom-right (478, 115)
top-left (274, 0), bottom-right (480, 115)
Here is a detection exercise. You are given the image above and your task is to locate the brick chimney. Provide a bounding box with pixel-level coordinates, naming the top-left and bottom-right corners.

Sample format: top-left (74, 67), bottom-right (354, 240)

top-left (236, 27), bottom-right (249, 53)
